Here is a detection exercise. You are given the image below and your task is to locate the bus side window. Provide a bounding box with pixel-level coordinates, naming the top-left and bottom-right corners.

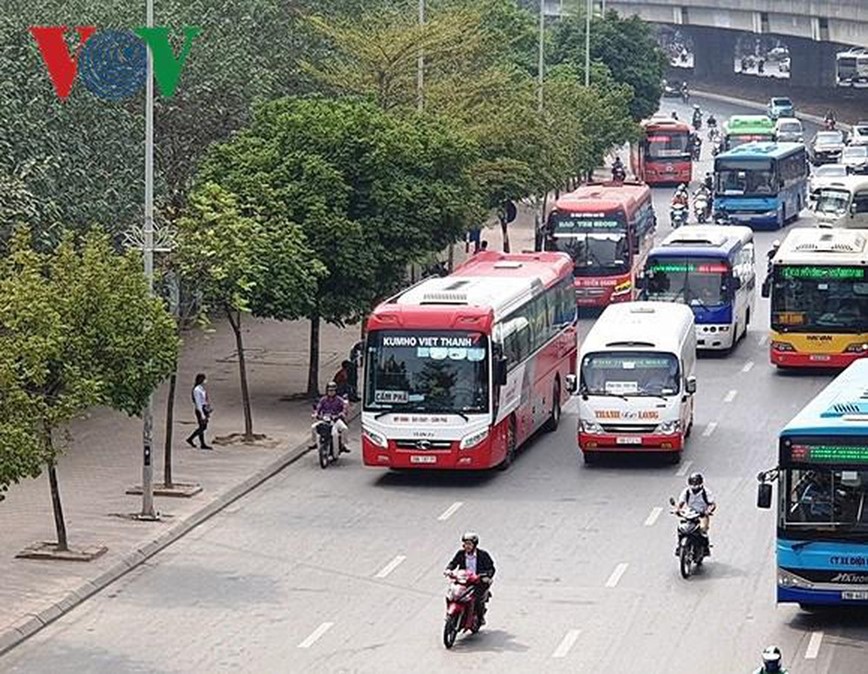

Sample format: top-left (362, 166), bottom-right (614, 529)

top-left (854, 192), bottom-right (868, 215)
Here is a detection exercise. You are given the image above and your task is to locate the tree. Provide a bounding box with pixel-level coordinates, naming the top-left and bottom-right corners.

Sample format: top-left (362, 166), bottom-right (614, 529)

top-left (0, 227), bottom-right (178, 551)
top-left (196, 97), bottom-right (479, 395)
top-left (175, 183), bottom-right (323, 438)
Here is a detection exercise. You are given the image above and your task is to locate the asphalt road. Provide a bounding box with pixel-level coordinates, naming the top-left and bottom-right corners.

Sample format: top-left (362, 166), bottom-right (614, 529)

top-left (3, 100), bottom-right (866, 674)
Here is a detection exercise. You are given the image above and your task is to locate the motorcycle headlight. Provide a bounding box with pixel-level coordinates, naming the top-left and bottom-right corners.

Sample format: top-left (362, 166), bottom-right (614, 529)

top-left (459, 428), bottom-right (489, 450)
top-left (580, 419), bottom-right (605, 434)
top-left (363, 428), bottom-right (388, 448)
top-left (654, 420), bottom-right (681, 435)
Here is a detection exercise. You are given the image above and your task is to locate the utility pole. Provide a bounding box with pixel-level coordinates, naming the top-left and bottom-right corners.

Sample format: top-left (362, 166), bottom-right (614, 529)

top-left (417, 0), bottom-right (425, 111)
top-left (537, 0), bottom-right (545, 112)
top-left (584, 0), bottom-right (591, 86)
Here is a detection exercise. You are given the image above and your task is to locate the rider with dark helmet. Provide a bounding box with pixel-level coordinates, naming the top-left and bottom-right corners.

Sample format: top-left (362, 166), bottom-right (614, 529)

top-left (753, 646), bottom-right (789, 673)
top-left (676, 473), bottom-right (716, 555)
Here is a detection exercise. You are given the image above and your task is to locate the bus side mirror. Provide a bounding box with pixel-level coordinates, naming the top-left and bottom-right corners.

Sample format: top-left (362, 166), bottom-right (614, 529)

top-left (731, 277), bottom-right (742, 291)
top-left (761, 277), bottom-right (771, 298)
top-left (851, 203), bottom-right (858, 217)
top-left (565, 374), bottom-right (577, 394)
top-left (495, 356), bottom-right (508, 386)
top-left (757, 482), bottom-right (773, 509)
top-left (685, 376), bottom-right (697, 394)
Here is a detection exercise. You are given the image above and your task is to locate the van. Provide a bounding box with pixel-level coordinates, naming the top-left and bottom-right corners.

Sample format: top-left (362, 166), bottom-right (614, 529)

top-left (811, 175), bottom-right (868, 228)
top-left (775, 117), bottom-right (804, 144)
top-left (574, 302), bottom-right (696, 464)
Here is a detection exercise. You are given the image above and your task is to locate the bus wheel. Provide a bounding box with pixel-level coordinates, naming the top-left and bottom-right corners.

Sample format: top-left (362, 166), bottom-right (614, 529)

top-left (497, 417), bottom-right (517, 471)
top-left (543, 381), bottom-right (561, 432)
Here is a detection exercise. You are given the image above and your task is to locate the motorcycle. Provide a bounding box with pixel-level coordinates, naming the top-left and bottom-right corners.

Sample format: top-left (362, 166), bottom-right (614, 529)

top-left (681, 86), bottom-right (689, 104)
top-left (443, 569), bottom-right (488, 648)
top-left (713, 208), bottom-right (731, 226)
top-left (314, 415), bottom-right (343, 469)
top-left (669, 496), bottom-right (710, 579)
top-left (692, 114), bottom-right (702, 131)
top-left (824, 118), bottom-right (836, 131)
top-left (670, 203), bottom-right (688, 229)
top-left (690, 139), bottom-right (702, 161)
top-left (693, 192), bottom-right (711, 223)
top-left (707, 127), bottom-right (720, 143)
top-left (611, 165), bottom-right (626, 182)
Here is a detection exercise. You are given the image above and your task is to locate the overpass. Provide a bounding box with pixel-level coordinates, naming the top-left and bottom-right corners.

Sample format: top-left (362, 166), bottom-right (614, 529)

top-left (608, 0), bottom-right (868, 90)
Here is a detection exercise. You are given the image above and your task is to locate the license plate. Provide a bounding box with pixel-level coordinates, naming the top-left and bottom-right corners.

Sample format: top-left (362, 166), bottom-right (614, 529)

top-left (410, 455), bottom-right (436, 464)
top-left (842, 591), bottom-right (868, 600)
top-left (616, 436), bottom-right (643, 445)
top-left (810, 354), bottom-right (831, 362)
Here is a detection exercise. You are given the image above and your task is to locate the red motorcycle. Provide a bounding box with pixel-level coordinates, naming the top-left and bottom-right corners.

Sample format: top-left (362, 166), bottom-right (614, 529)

top-left (442, 569), bottom-right (488, 648)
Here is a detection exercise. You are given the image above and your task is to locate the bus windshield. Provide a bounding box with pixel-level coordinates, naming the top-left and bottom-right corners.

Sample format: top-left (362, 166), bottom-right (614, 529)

top-left (784, 468), bottom-right (868, 535)
top-left (814, 189), bottom-right (850, 217)
top-left (771, 265), bottom-right (868, 333)
top-left (547, 212), bottom-right (630, 276)
top-left (581, 351), bottom-right (680, 397)
top-left (716, 159), bottom-right (776, 196)
top-left (364, 331), bottom-right (489, 415)
top-left (644, 257), bottom-right (730, 308)
top-left (645, 132), bottom-right (690, 160)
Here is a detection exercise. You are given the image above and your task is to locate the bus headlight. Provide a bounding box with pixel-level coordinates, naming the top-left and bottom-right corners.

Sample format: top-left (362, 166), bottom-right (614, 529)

top-left (771, 341), bottom-right (795, 352)
top-left (654, 420), bottom-right (681, 435)
top-left (580, 419), bottom-right (605, 434)
top-left (844, 342), bottom-right (868, 353)
top-left (778, 569), bottom-right (813, 589)
top-left (363, 428), bottom-right (388, 448)
top-left (459, 428), bottom-right (489, 450)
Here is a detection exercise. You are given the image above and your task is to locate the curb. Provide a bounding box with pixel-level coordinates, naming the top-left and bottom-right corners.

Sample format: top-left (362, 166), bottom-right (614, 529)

top-left (692, 89), bottom-right (853, 132)
top-left (0, 409), bottom-right (360, 657)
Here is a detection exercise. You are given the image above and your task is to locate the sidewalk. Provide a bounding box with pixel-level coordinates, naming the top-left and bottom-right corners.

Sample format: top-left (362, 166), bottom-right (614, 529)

top-left (0, 203), bottom-right (543, 655)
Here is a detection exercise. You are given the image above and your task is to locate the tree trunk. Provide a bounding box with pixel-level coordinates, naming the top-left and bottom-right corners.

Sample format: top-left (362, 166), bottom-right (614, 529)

top-left (307, 314), bottom-right (321, 399)
top-left (500, 216), bottom-right (510, 253)
top-left (163, 370), bottom-right (177, 487)
top-left (46, 434), bottom-right (68, 551)
top-left (227, 309), bottom-right (254, 441)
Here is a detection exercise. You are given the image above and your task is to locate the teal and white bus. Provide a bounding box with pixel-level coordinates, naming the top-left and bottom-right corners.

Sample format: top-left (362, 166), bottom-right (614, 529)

top-left (713, 142), bottom-right (808, 230)
top-left (758, 359), bottom-right (868, 607)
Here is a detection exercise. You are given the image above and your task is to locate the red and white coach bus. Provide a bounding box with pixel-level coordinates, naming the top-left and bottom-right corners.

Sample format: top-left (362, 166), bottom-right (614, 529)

top-left (631, 116), bottom-right (693, 186)
top-left (543, 181), bottom-right (656, 308)
top-left (361, 251), bottom-right (577, 470)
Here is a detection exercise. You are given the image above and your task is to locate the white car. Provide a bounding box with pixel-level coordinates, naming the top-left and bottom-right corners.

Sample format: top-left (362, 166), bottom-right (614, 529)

top-left (809, 164), bottom-right (849, 199)
top-left (849, 122), bottom-right (868, 147)
top-left (842, 145), bottom-right (868, 174)
top-left (775, 117), bottom-right (804, 143)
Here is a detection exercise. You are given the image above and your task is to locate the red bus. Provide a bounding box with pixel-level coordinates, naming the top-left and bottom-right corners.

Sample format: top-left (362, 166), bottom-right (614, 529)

top-left (543, 181), bottom-right (656, 308)
top-left (631, 116), bottom-right (693, 185)
top-left (361, 251), bottom-right (577, 470)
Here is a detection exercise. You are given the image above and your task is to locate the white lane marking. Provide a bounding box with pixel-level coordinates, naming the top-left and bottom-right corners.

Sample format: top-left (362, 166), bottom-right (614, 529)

top-left (298, 622), bottom-right (334, 649)
top-left (758, 334), bottom-right (768, 346)
top-left (644, 506), bottom-right (663, 527)
top-left (724, 389), bottom-right (738, 403)
top-left (741, 360), bottom-right (755, 373)
top-left (805, 631), bottom-right (824, 660)
top-left (437, 501), bottom-right (464, 521)
top-left (676, 459), bottom-right (693, 477)
top-left (605, 563), bottom-right (629, 588)
top-left (552, 629), bottom-right (582, 659)
top-left (374, 555), bottom-right (406, 579)
top-left (702, 422), bottom-right (718, 437)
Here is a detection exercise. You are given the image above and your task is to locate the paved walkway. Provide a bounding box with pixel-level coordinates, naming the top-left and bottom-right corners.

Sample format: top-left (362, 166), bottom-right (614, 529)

top-left (0, 204), bottom-right (541, 654)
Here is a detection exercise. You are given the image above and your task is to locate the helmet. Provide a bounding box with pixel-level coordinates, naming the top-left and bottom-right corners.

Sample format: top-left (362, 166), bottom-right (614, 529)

top-left (693, 104), bottom-right (700, 110)
top-left (461, 532), bottom-right (479, 546)
top-left (762, 646), bottom-right (782, 672)
top-left (688, 472), bottom-right (704, 487)
top-left (679, 183), bottom-right (688, 192)
top-left (326, 381), bottom-right (337, 391)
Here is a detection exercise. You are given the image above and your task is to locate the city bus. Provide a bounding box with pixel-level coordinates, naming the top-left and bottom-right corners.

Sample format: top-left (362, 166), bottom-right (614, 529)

top-left (757, 359), bottom-right (868, 607)
top-left (713, 142), bottom-right (808, 229)
top-left (812, 175), bottom-right (868, 229)
top-left (722, 115), bottom-right (776, 151)
top-left (361, 251), bottom-right (577, 471)
top-left (761, 228), bottom-right (868, 368)
top-left (543, 181), bottom-right (656, 308)
top-left (640, 225), bottom-right (756, 351)
top-left (836, 48), bottom-right (868, 88)
top-left (631, 116), bottom-right (693, 185)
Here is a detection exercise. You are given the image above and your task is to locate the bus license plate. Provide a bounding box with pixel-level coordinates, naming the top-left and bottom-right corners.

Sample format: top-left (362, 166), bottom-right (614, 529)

top-left (810, 355), bottom-right (831, 362)
top-left (616, 436), bottom-right (642, 445)
top-left (842, 591), bottom-right (868, 600)
top-left (410, 455), bottom-right (436, 464)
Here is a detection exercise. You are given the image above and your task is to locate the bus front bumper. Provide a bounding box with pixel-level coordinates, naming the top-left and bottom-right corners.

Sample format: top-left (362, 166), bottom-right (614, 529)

top-left (696, 323), bottom-right (735, 350)
top-left (724, 211), bottom-right (780, 228)
top-left (770, 346), bottom-right (865, 368)
top-left (362, 436), bottom-right (497, 470)
top-left (778, 586), bottom-right (868, 606)
top-left (578, 432), bottom-right (683, 452)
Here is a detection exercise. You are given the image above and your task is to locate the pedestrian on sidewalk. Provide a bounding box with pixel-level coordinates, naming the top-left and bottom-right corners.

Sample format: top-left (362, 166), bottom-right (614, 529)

top-left (186, 372), bottom-right (213, 450)
top-left (333, 360), bottom-right (352, 398)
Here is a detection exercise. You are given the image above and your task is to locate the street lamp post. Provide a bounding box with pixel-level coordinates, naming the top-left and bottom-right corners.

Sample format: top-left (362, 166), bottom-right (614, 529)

top-left (584, 0), bottom-right (591, 87)
top-left (417, 0), bottom-right (424, 112)
top-left (538, 0), bottom-right (544, 112)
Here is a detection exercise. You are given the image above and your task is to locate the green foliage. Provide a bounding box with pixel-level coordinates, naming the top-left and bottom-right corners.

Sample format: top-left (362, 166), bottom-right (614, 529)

top-left (0, 226), bottom-right (179, 499)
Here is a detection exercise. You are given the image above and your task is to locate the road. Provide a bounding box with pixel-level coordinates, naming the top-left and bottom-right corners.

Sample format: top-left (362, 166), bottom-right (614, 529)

top-left (3, 99), bottom-right (866, 674)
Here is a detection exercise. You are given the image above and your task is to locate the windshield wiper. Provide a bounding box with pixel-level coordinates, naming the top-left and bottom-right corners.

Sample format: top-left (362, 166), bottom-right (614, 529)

top-left (374, 410), bottom-right (394, 420)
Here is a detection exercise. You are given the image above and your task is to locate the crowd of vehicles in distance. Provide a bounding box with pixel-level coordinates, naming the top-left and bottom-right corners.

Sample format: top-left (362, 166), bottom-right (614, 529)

top-left (761, 228), bottom-right (868, 369)
top-left (722, 115), bottom-right (776, 151)
top-left (541, 182), bottom-right (656, 307)
top-left (774, 117), bottom-right (804, 144)
top-left (766, 97), bottom-right (795, 120)
top-left (809, 129), bottom-right (847, 165)
top-left (571, 302), bottom-right (697, 465)
top-left (757, 359), bottom-right (868, 608)
top-left (631, 115), bottom-right (693, 185)
top-left (836, 48), bottom-right (868, 88)
top-left (713, 142), bottom-right (808, 230)
top-left (639, 226), bottom-right (756, 351)
top-left (361, 251), bottom-right (577, 471)
top-left (811, 176), bottom-right (868, 229)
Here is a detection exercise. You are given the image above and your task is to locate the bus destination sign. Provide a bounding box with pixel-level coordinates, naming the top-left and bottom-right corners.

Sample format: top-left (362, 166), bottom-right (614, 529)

top-left (648, 262), bottom-right (729, 274)
top-left (787, 442), bottom-right (868, 465)
top-left (780, 266), bottom-right (865, 281)
top-left (553, 214), bottom-right (623, 231)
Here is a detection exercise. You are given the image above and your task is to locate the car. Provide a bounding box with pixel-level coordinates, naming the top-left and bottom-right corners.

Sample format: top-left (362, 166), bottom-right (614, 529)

top-left (766, 96), bottom-right (795, 120)
top-left (775, 117), bottom-right (804, 143)
top-left (662, 79), bottom-right (682, 98)
top-left (809, 130), bottom-right (846, 165)
top-left (849, 122), bottom-right (868, 146)
top-left (808, 163), bottom-right (849, 199)
top-left (841, 145), bottom-right (868, 174)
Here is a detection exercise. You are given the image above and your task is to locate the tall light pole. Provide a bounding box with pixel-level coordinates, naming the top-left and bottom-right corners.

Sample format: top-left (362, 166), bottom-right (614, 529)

top-left (537, 0), bottom-right (545, 112)
top-left (417, 0), bottom-right (424, 112)
top-left (584, 0), bottom-right (591, 86)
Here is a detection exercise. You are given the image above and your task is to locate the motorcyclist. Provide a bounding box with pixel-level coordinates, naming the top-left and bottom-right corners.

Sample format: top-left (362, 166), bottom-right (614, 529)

top-left (752, 646), bottom-right (789, 674)
top-left (680, 82), bottom-right (689, 102)
top-left (672, 184), bottom-right (689, 208)
top-left (824, 109), bottom-right (837, 129)
top-left (707, 113), bottom-right (717, 129)
top-left (692, 104), bottom-right (702, 129)
top-left (676, 473), bottom-right (716, 556)
top-left (690, 131), bottom-right (702, 159)
top-left (693, 183), bottom-right (711, 219)
top-left (445, 532), bottom-right (496, 626)
top-left (611, 156), bottom-right (625, 180)
top-left (308, 381), bottom-right (350, 453)
top-left (703, 172), bottom-right (714, 192)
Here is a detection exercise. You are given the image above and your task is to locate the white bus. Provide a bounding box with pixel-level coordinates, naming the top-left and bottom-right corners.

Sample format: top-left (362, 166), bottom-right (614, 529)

top-left (812, 175), bottom-right (868, 229)
top-left (837, 49), bottom-right (868, 88)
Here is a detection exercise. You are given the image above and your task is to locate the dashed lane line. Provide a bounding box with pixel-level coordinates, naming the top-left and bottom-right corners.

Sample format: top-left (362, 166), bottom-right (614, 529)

top-left (805, 631), bottom-right (824, 660)
top-left (374, 555), bottom-right (406, 579)
top-left (724, 389), bottom-right (738, 403)
top-left (758, 334), bottom-right (768, 346)
top-left (552, 629), bottom-right (582, 659)
top-left (605, 563), bottom-right (629, 588)
top-left (298, 622), bottom-right (334, 649)
top-left (676, 460), bottom-right (693, 478)
top-left (702, 422), bottom-right (718, 437)
top-left (741, 361), bottom-right (755, 373)
top-left (644, 507), bottom-right (663, 527)
top-left (437, 501), bottom-right (464, 521)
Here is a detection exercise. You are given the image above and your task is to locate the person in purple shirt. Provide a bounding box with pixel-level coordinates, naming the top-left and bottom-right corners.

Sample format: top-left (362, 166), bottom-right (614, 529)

top-left (308, 381), bottom-right (350, 453)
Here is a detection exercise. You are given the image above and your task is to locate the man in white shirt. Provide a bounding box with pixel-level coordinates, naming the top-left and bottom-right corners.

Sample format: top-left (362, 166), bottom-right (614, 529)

top-left (677, 472), bottom-right (716, 555)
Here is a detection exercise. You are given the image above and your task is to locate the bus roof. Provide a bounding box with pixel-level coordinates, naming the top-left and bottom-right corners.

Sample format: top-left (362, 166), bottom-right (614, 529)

top-left (580, 301), bottom-right (694, 356)
top-left (773, 228), bottom-right (868, 266)
top-left (716, 142), bottom-right (804, 160)
top-left (815, 175), bottom-right (868, 194)
top-left (553, 181), bottom-right (651, 214)
top-left (368, 251), bottom-right (572, 332)
top-left (650, 225), bottom-right (753, 258)
top-left (642, 116), bottom-right (692, 134)
top-left (781, 359), bottom-right (868, 436)
top-left (725, 115), bottom-right (776, 132)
